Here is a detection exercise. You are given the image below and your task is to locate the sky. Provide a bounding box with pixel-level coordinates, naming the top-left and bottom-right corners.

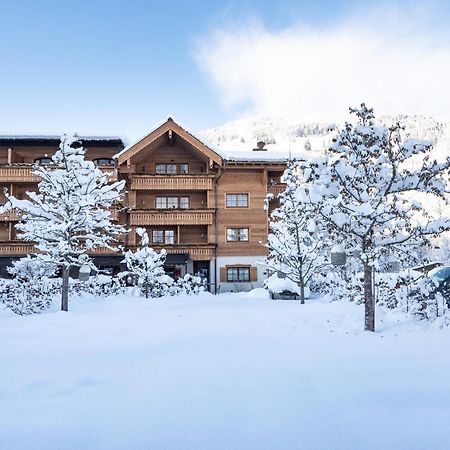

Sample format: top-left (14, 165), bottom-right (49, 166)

top-left (0, 0), bottom-right (450, 143)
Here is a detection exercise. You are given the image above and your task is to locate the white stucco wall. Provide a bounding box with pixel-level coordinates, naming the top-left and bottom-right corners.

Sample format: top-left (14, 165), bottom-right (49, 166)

top-left (214, 255), bottom-right (267, 293)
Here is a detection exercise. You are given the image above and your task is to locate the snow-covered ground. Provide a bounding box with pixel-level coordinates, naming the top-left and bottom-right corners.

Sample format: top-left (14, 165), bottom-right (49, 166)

top-left (1, 291), bottom-right (450, 450)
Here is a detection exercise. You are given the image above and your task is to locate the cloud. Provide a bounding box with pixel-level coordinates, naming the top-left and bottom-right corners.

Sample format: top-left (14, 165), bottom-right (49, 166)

top-left (194, 5), bottom-right (450, 121)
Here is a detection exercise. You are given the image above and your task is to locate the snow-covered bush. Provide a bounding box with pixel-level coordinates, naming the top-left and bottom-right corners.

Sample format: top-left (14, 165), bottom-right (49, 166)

top-left (2, 278), bottom-right (58, 315)
top-left (70, 275), bottom-right (127, 298)
top-left (7, 255), bottom-right (57, 282)
top-left (176, 274), bottom-right (207, 295)
top-left (396, 276), bottom-right (448, 321)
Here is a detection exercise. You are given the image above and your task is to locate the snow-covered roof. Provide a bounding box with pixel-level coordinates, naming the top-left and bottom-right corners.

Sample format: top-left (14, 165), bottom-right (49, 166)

top-left (0, 134), bottom-right (125, 146)
top-left (205, 139), bottom-right (325, 163)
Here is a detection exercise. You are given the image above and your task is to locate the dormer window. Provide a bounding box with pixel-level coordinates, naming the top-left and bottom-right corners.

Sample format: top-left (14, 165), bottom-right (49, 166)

top-left (34, 157), bottom-right (52, 166)
top-left (93, 158), bottom-right (115, 166)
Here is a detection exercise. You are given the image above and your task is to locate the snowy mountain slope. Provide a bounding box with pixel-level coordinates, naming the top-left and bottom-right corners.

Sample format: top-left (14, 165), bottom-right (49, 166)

top-left (200, 115), bottom-right (450, 161)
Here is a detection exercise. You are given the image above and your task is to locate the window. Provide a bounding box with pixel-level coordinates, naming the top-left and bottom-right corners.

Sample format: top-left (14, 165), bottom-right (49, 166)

top-left (152, 229), bottom-right (175, 244)
top-left (227, 228), bottom-right (249, 242)
top-left (34, 157), bottom-right (52, 166)
top-left (167, 197), bottom-right (178, 209)
top-left (155, 163), bottom-right (177, 174)
top-left (152, 230), bottom-right (164, 244)
top-left (226, 193), bottom-right (248, 208)
top-left (156, 197), bottom-right (167, 209)
top-left (93, 158), bottom-right (115, 166)
top-left (179, 163), bottom-right (189, 174)
top-left (155, 196), bottom-right (189, 209)
top-left (179, 197), bottom-right (189, 209)
top-left (165, 230), bottom-right (175, 244)
top-left (227, 267), bottom-right (250, 282)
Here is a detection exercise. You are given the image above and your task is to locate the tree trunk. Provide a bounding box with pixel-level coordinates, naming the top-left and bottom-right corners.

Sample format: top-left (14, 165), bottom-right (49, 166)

top-left (61, 266), bottom-right (69, 312)
top-left (363, 262), bottom-right (375, 332)
top-left (300, 278), bottom-right (305, 305)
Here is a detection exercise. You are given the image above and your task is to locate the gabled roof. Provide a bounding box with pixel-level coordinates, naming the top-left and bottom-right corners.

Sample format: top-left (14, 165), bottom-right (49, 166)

top-left (116, 118), bottom-right (223, 166)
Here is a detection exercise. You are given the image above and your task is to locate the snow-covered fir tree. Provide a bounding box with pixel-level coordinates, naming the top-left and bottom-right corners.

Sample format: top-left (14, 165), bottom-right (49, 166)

top-left (264, 159), bottom-right (328, 304)
top-left (301, 104), bottom-right (450, 331)
top-left (121, 228), bottom-right (167, 298)
top-left (3, 135), bottom-right (127, 311)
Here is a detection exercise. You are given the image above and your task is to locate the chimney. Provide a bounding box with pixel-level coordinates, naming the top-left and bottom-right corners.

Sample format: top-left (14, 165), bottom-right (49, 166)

top-left (253, 140), bottom-right (267, 151)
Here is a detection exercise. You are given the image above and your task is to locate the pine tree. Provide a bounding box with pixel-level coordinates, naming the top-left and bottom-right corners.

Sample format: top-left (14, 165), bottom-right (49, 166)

top-left (303, 104), bottom-right (450, 331)
top-left (264, 159), bottom-right (328, 304)
top-left (3, 135), bottom-right (127, 311)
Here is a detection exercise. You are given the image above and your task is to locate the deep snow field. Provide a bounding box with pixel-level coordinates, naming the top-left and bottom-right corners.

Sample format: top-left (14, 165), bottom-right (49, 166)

top-left (1, 290), bottom-right (450, 450)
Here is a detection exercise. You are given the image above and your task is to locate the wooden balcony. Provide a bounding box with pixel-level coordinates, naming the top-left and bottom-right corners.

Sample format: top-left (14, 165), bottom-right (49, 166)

top-left (0, 243), bottom-right (35, 255)
top-left (268, 183), bottom-right (286, 196)
top-left (0, 207), bottom-right (119, 222)
top-left (0, 166), bottom-right (40, 183)
top-left (143, 244), bottom-right (216, 261)
top-left (0, 164), bottom-right (117, 183)
top-left (0, 209), bottom-right (21, 221)
top-left (130, 175), bottom-right (214, 191)
top-left (130, 209), bottom-right (215, 226)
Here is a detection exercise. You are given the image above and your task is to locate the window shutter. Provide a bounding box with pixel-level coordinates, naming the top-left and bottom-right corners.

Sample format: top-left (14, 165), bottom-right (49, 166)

top-left (250, 267), bottom-right (258, 282)
top-left (220, 267), bottom-right (227, 282)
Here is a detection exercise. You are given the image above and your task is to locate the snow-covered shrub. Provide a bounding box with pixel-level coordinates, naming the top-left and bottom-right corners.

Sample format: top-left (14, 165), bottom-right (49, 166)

top-left (145, 274), bottom-right (176, 298)
top-left (7, 255), bottom-right (57, 282)
top-left (2, 278), bottom-right (58, 315)
top-left (176, 274), bottom-right (207, 295)
top-left (397, 277), bottom-right (448, 320)
top-left (70, 275), bottom-right (127, 298)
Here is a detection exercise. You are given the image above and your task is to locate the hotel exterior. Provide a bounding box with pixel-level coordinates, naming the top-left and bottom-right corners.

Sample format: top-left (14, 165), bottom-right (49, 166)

top-left (0, 118), bottom-right (287, 292)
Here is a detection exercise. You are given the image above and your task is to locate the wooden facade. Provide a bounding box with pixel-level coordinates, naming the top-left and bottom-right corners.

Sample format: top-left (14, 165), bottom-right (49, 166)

top-left (0, 121), bottom-right (286, 290)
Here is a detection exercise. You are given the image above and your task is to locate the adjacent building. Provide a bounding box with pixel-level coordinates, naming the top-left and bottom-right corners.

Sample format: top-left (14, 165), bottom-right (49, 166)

top-left (0, 118), bottom-right (288, 292)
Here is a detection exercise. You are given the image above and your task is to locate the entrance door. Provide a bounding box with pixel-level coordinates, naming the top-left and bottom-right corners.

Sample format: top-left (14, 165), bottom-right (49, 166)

top-left (193, 261), bottom-right (210, 284)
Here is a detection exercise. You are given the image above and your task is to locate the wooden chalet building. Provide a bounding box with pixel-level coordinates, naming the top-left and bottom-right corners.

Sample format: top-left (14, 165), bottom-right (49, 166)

top-left (0, 119), bottom-right (288, 292)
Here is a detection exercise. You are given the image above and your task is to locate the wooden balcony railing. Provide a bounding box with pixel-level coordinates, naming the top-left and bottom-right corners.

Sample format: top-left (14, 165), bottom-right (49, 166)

top-left (0, 165), bottom-right (117, 183)
top-left (0, 243), bottom-right (35, 255)
top-left (130, 175), bottom-right (214, 191)
top-left (0, 166), bottom-right (40, 183)
top-left (130, 209), bottom-right (215, 226)
top-left (268, 183), bottom-right (286, 196)
top-left (141, 244), bottom-right (216, 261)
top-left (0, 209), bottom-right (21, 221)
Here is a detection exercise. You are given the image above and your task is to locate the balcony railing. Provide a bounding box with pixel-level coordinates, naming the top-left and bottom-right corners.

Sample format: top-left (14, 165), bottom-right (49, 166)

top-left (268, 183), bottom-right (286, 196)
top-left (138, 244), bottom-right (216, 261)
top-left (130, 209), bottom-right (215, 226)
top-left (130, 175), bottom-right (214, 191)
top-left (0, 243), bottom-right (35, 255)
top-left (0, 166), bottom-right (40, 183)
top-left (0, 209), bottom-right (21, 221)
top-left (0, 164), bottom-right (117, 183)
